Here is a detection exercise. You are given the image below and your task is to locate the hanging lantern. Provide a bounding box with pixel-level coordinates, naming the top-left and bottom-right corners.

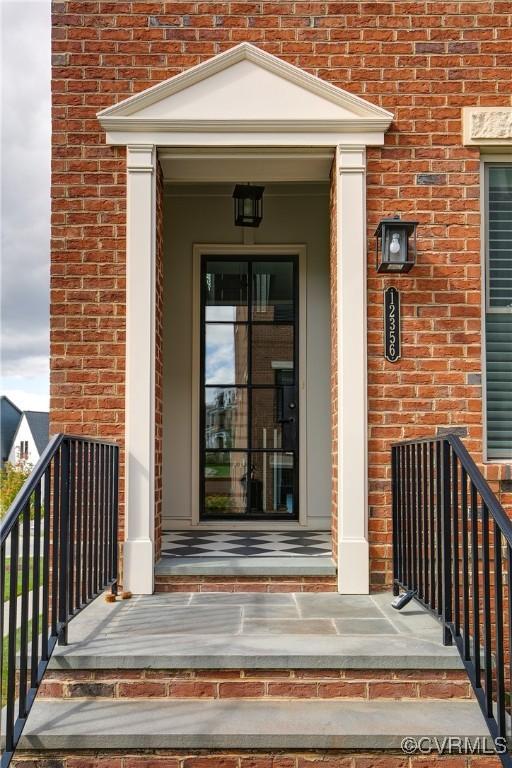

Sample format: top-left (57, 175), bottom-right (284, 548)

top-left (233, 184), bottom-right (264, 228)
top-left (375, 215), bottom-right (418, 273)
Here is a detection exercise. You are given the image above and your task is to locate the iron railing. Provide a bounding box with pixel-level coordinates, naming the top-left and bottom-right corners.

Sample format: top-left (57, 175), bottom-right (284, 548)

top-left (0, 434), bottom-right (119, 768)
top-left (392, 434), bottom-right (512, 765)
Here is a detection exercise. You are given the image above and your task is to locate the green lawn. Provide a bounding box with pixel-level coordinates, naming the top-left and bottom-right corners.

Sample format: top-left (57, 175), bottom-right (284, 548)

top-left (1, 619), bottom-right (33, 707)
top-left (4, 559), bottom-right (43, 602)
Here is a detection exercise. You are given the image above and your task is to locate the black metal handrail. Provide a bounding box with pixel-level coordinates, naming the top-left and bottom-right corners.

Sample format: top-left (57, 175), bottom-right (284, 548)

top-left (392, 434), bottom-right (511, 765)
top-left (0, 434), bottom-right (119, 768)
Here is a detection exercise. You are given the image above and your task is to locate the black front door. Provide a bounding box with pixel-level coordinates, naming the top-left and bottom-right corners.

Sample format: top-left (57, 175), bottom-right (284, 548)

top-left (200, 255), bottom-right (299, 520)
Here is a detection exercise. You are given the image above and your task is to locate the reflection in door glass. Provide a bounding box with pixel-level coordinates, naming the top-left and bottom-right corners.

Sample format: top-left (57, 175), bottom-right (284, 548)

top-left (251, 389), bottom-right (282, 450)
top-left (204, 387), bottom-right (248, 449)
top-left (204, 451), bottom-right (247, 515)
top-left (249, 452), bottom-right (295, 514)
top-left (251, 324), bottom-right (294, 385)
top-left (252, 261), bottom-right (294, 321)
top-left (205, 261), bottom-right (248, 321)
top-left (205, 324), bottom-right (248, 385)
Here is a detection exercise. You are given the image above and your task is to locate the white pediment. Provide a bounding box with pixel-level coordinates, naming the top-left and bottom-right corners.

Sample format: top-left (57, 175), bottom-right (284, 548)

top-left (97, 43), bottom-right (392, 135)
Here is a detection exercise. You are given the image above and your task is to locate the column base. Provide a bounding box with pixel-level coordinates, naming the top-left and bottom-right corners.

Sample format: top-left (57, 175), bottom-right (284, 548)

top-left (337, 536), bottom-right (369, 594)
top-left (124, 538), bottom-right (154, 595)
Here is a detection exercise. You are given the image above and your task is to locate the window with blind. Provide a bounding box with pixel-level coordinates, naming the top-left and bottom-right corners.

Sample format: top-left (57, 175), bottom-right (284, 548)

top-left (485, 164), bottom-right (512, 460)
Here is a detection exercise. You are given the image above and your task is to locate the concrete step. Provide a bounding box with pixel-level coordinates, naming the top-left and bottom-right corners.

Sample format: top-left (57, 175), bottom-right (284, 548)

top-left (156, 555), bottom-right (337, 577)
top-left (48, 632), bottom-right (463, 671)
top-left (18, 698), bottom-right (490, 751)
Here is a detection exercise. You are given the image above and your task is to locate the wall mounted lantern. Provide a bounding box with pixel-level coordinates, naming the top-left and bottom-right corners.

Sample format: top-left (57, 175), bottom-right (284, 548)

top-left (233, 184), bottom-right (264, 228)
top-left (375, 215), bottom-right (418, 273)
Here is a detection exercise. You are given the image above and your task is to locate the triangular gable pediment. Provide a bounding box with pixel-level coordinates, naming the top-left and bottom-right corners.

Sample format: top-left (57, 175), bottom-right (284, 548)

top-left (97, 43), bottom-right (392, 134)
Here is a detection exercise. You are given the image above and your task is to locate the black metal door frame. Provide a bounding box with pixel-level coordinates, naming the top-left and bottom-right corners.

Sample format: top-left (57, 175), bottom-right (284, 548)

top-left (199, 253), bottom-right (300, 521)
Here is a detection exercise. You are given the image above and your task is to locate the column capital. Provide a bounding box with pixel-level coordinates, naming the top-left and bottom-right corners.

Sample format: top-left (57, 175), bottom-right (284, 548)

top-left (337, 145), bottom-right (366, 174)
top-left (127, 144), bottom-right (156, 172)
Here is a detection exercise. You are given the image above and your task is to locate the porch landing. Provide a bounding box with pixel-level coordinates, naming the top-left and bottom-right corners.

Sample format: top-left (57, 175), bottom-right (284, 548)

top-left (48, 591), bottom-right (461, 670)
top-left (157, 530), bottom-right (336, 577)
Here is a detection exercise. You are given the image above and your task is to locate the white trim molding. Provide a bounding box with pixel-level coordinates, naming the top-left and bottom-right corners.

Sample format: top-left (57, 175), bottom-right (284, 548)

top-left (335, 145), bottom-right (369, 594)
top-left (123, 144), bottom-right (157, 595)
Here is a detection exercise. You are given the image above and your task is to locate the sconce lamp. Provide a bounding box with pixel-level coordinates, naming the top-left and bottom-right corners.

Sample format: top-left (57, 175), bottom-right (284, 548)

top-left (375, 215), bottom-right (418, 273)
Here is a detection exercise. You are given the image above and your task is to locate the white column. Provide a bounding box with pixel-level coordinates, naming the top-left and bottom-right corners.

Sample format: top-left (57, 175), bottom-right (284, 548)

top-left (336, 145), bottom-right (369, 594)
top-left (124, 144), bottom-right (156, 595)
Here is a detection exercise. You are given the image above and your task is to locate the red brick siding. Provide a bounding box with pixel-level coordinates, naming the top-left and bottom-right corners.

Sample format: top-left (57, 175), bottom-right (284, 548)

top-left (154, 575), bottom-right (337, 592)
top-left (51, 2), bottom-right (512, 590)
top-left (11, 752), bottom-right (502, 767)
top-left (38, 668), bottom-right (474, 700)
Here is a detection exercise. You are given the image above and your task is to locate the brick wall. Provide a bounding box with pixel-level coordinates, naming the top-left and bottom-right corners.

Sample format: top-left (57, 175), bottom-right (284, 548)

top-left (38, 667), bottom-right (475, 700)
top-left (11, 752), bottom-right (503, 767)
top-left (51, 1), bottom-right (512, 589)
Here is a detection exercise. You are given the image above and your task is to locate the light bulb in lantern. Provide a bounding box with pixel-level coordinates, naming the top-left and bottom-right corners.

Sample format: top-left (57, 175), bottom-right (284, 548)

top-left (389, 232), bottom-right (401, 255)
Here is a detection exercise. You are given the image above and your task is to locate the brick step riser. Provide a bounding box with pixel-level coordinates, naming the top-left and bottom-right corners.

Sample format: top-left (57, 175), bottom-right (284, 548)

top-left (154, 577), bottom-right (338, 593)
top-left (11, 750), bottom-right (502, 767)
top-left (38, 668), bottom-right (474, 701)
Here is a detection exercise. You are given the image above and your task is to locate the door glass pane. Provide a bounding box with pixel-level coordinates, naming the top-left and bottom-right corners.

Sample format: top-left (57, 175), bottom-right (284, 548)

top-left (205, 387), bottom-right (248, 449)
top-left (252, 325), bottom-right (294, 385)
top-left (205, 260), bottom-right (248, 321)
top-left (205, 324), bottom-right (248, 384)
top-left (204, 451), bottom-right (248, 516)
top-left (201, 256), bottom-right (298, 521)
top-left (252, 261), bottom-right (294, 321)
top-left (249, 452), bottom-right (295, 515)
top-left (251, 389), bottom-right (283, 450)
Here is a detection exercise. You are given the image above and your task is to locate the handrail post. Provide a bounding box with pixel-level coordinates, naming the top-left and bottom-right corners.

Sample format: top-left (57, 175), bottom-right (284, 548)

top-left (391, 446), bottom-right (400, 596)
top-left (58, 438), bottom-right (70, 646)
top-left (441, 439), bottom-right (453, 646)
top-left (112, 444), bottom-right (119, 595)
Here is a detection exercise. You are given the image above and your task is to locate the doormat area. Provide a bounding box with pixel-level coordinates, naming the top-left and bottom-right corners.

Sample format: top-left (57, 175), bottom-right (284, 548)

top-left (161, 531), bottom-right (332, 557)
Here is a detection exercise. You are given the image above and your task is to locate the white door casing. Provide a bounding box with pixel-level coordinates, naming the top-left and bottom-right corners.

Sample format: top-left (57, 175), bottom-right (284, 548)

top-left (97, 43), bottom-right (393, 595)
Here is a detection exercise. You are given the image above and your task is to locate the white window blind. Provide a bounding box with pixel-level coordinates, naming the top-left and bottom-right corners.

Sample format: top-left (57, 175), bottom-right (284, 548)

top-left (485, 164), bottom-right (512, 459)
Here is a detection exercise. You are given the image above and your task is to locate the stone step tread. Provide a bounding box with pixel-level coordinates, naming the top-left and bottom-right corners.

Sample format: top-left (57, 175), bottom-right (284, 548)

top-left (19, 699), bottom-right (488, 751)
top-left (155, 555), bottom-right (337, 577)
top-left (49, 632), bottom-right (463, 671)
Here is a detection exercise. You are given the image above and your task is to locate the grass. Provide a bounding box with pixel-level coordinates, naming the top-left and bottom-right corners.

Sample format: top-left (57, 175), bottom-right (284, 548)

top-left (205, 466), bottom-right (232, 478)
top-left (3, 558), bottom-right (43, 602)
top-left (1, 619), bottom-right (33, 708)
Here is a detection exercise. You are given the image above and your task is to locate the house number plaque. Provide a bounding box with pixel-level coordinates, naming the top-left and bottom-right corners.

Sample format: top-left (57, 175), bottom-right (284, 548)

top-left (384, 287), bottom-right (401, 362)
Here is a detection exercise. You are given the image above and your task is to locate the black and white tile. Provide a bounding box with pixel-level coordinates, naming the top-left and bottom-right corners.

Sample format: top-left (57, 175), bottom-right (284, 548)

top-left (161, 530), bottom-right (331, 558)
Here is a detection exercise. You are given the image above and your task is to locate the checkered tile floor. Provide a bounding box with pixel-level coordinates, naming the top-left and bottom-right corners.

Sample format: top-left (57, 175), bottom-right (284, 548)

top-left (161, 531), bottom-right (332, 558)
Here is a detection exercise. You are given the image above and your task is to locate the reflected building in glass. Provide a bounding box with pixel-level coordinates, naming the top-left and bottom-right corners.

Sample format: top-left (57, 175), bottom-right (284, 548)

top-left (202, 257), bottom-right (297, 519)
